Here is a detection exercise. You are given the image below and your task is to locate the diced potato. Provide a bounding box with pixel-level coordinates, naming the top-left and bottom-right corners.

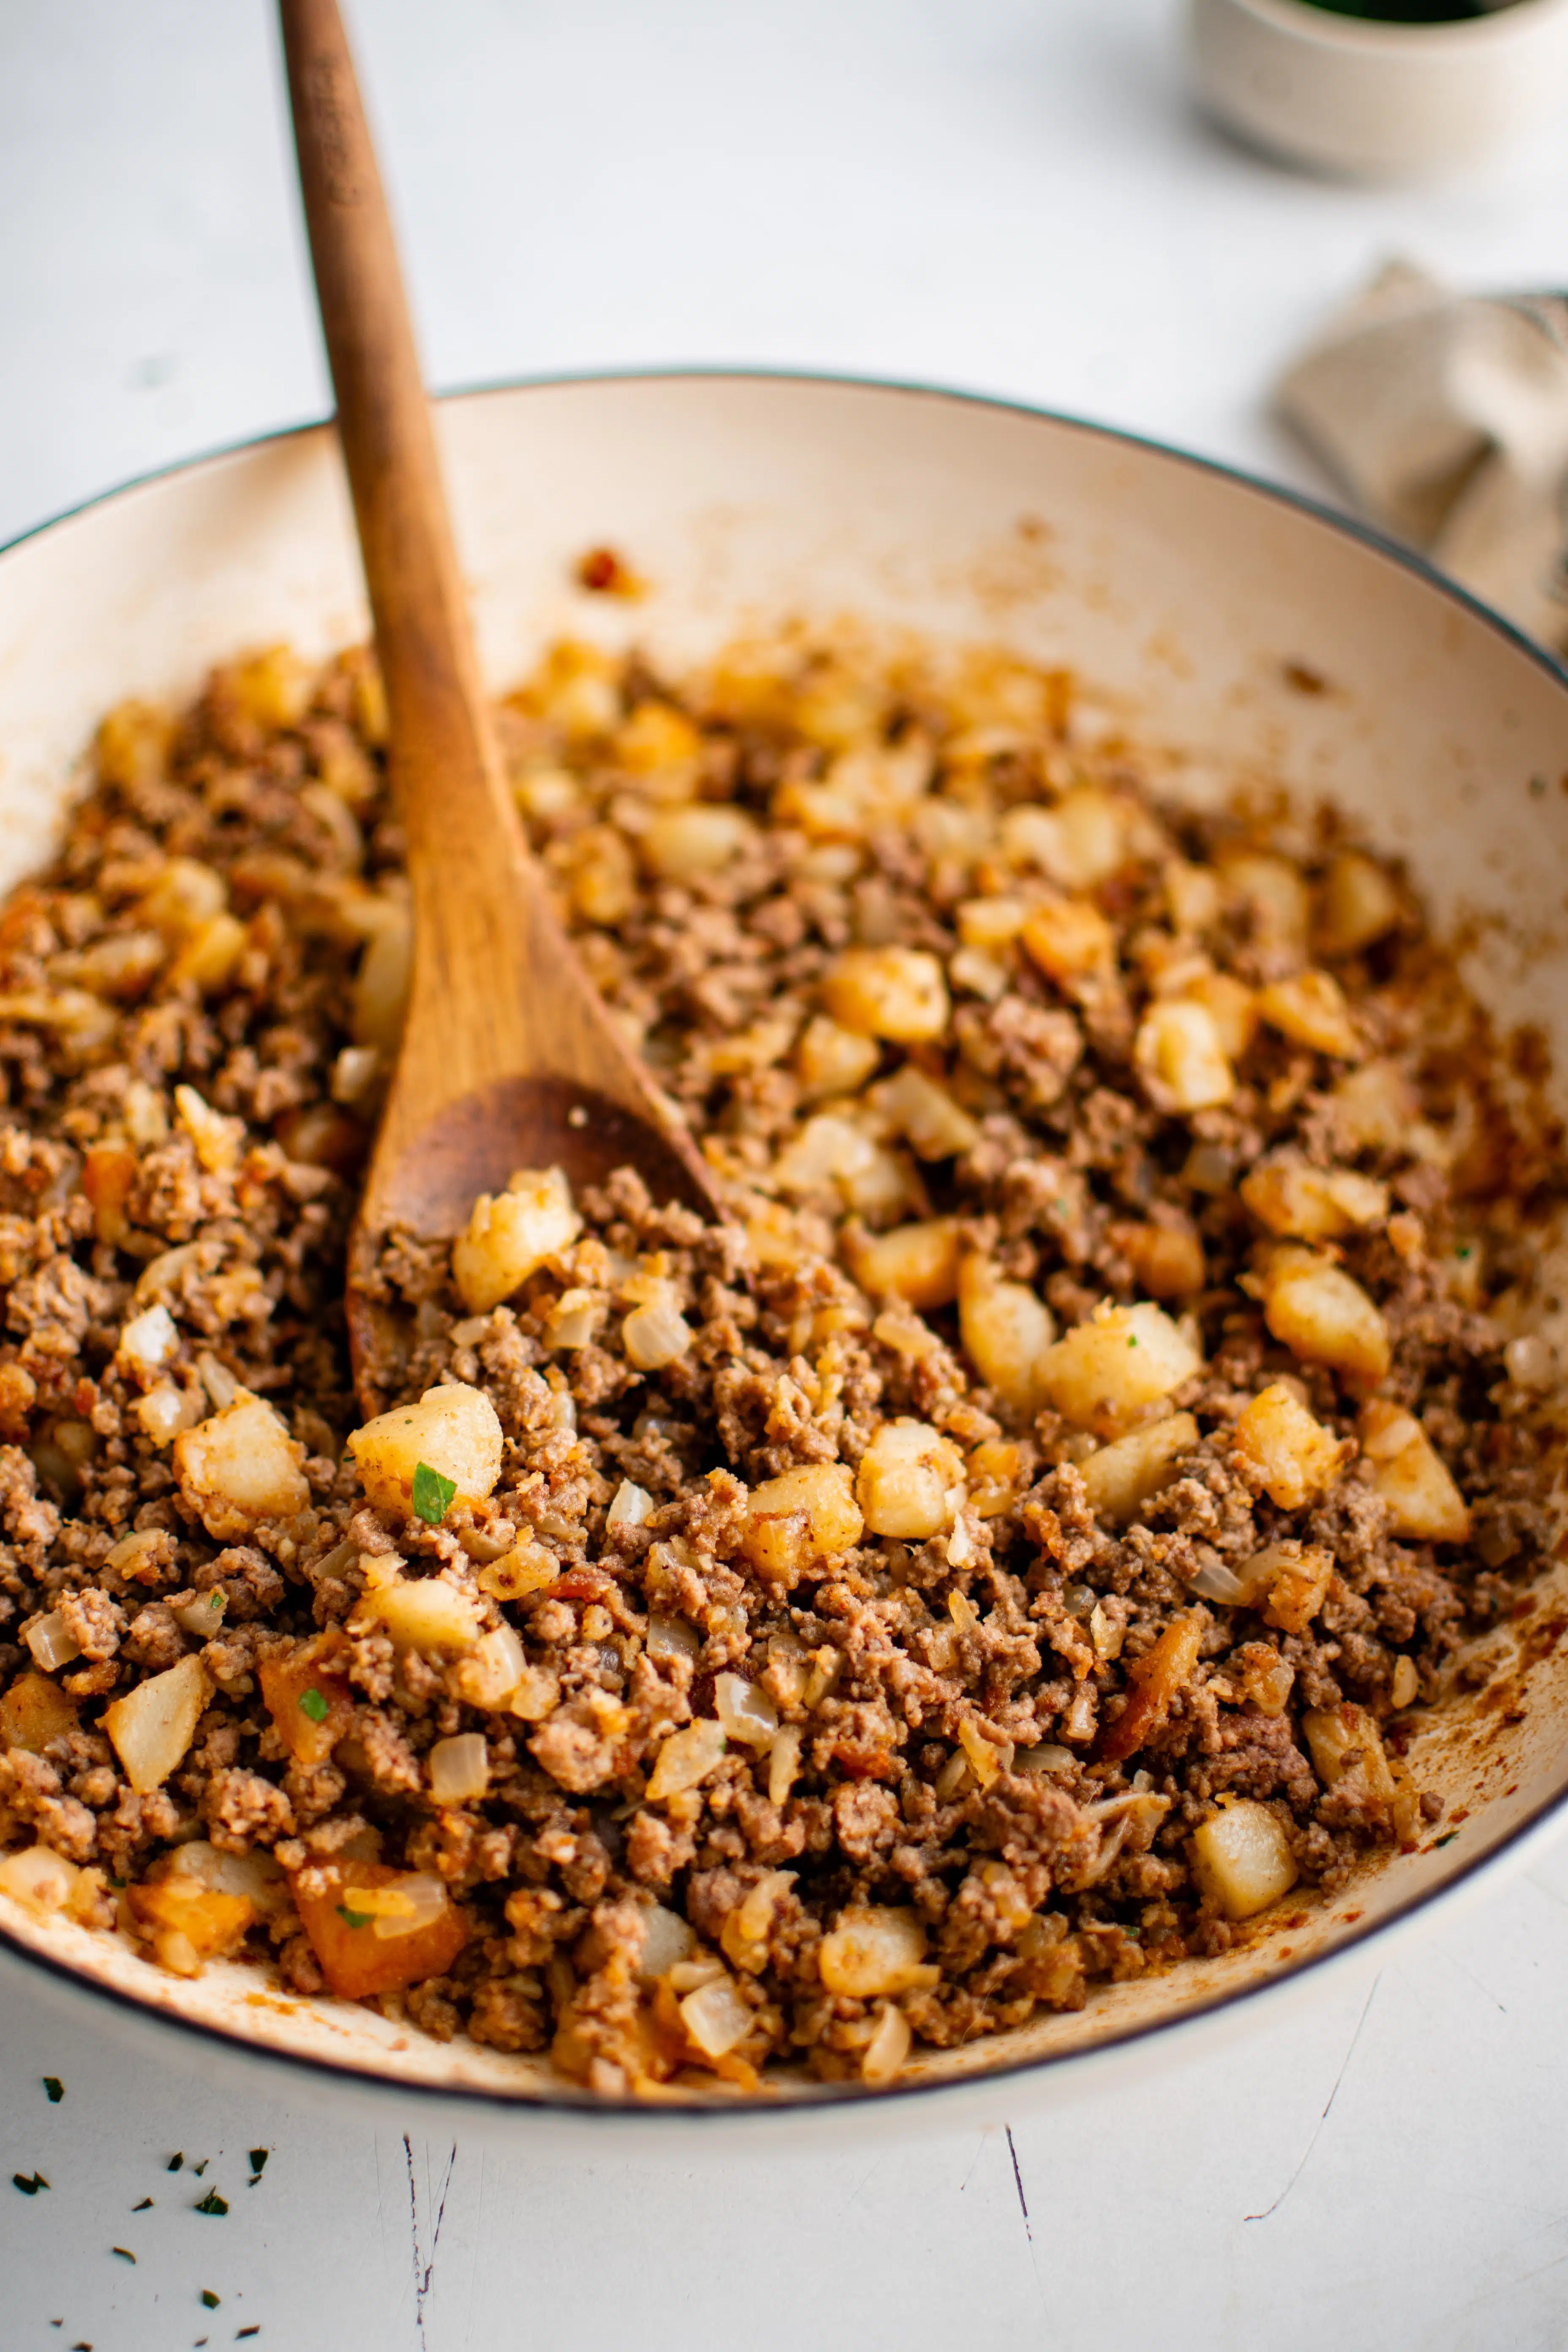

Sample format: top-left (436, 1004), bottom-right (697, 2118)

top-left (1109, 1219), bottom-right (1206, 1299)
top-left (1165, 858), bottom-right (1220, 936)
top-left (174, 1392), bottom-right (310, 1538)
top-left (569, 826), bottom-right (637, 926)
top-left (1053, 788), bottom-right (1130, 887)
top-left (957, 895), bottom-right (1031, 949)
top-left (642, 806), bottom-right (756, 879)
top-left (822, 947), bottom-right (950, 1041)
top-left (773, 1113), bottom-right (876, 1198)
top-left (358, 1573), bottom-right (481, 1656)
top-left (452, 1166), bottom-right (581, 1314)
top-left (1135, 999), bottom-right (1234, 1114)
top-left (1180, 970), bottom-right (1258, 1063)
top-left (128, 1877), bottom-right (254, 1976)
top-left (1190, 1800), bottom-right (1298, 1921)
top-left (818, 1905), bottom-right (940, 1997)
top-left (868, 1064), bottom-right (980, 1159)
top-left (844, 1215), bottom-right (961, 1308)
top-left (1326, 1060), bottom-right (1418, 1154)
top-left (967, 1437), bottom-right (1030, 1519)
top-left (229, 644), bottom-right (313, 730)
top-left (740, 1462), bottom-right (864, 1585)
top-left (291, 1860), bottom-right (468, 1999)
top-left (1315, 852), bottom-right (1400, 959)
top-left (97, 697), bottom-right (174, 791)
top-left (838, 1141), bottom-right (927, 1227)
top-left (1262, 1252), bottom-right (1391, 1386)
top-left (118, 1303), bottom-right (179, 1375)
top-left (958, 1256), bottom-right (1056, 1418)
top-left (258, 1640), bottom-right (355, 1768)
top-left (151, 1837), bottom-right (288, 1915)
top-left (1219, 851), bottom-right (1309, 972)
top-left (1021, 897), bottom-right (1115, 985)
top-left (1260, 1543), bottom-right (1333, 1635)
top-left (795, 1015), bottom-right (881, 1101)
top-left (0, 1670), bottom-right (79, 1755)
top-left (1302, 1703), bottom-right (1397, 1806)
top-left (347, 1382), bottom-right (504, 1512)
top-left (0, 1843), bottom-right (95, 1921)
top-left (613, 698), bottom-right (702, 778)
top-left (1231, 1383), bottom-right (1345, 1509)
top-left (1079, 1412), bottom-right (1198, 1525)
top-left (1360, 1400), bottom-right (1471, 1543)
top-left (1039, 1301), bottom-right (1202, 1439)
top-left (1097, 1612), bottom-right (1205, 1763)
top-left (1257, 969), bottom-right (1362, 1061)
top-left (103, 1654), bottom-right (209, 1794)
top-left (529, 639), bottom-right (621, 738)
top-left (1241, 1161), bottom-right (1389, 1241)
top-left (856, 1418), bottom-right (964, 1540)
top-left (135, 1383), bottom-right (204, 1447)
top-left (645, 1719), bottom-right (728, 1802)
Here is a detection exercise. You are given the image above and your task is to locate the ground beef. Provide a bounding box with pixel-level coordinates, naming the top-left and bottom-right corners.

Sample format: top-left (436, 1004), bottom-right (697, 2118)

top-left (0, 626), bottom-right (1562, 2102)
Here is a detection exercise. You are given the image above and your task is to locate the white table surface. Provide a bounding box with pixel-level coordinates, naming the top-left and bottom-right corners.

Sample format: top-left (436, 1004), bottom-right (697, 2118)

top-left (5, 4), bottom-right (1568, 2347)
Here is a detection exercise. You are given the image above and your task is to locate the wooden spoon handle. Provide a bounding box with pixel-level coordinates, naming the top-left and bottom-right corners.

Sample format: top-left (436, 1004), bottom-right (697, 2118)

top-left (279, 0), bottom-right (548, 1098)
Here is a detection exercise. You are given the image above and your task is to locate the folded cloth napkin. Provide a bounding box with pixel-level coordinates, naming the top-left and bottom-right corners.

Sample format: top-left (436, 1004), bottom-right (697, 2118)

top-left (1275, 260), bottom-right (1568, 655)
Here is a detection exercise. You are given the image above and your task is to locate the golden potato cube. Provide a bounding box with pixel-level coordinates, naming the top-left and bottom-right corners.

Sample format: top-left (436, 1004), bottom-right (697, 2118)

top-left (1262, 1544), bottom-right (1333, 1634)
top-left (1038, 1301), bottom-right (1202, 1439)
top-left (795, 1015), bottom-right (881, 1102)
top-left (1263, 1252), bottom-right (1390, 1386)
top-left (1135, 999), bottom-right (1235, 1114)
top-left (642, 806), bottom-right (756, 879)
top-left (613, 698), bottom-right (702, 777)
top-left (1053, 787), bottom-right (1129, 886)
top-left (958, 1256), bottom-right (1056, 1418)
top-left (0, 1670), bottom-right (80, 1756)
top-left (347, 1382), bottom-right (505, 1512)
top-left (452, 1167), bottom-right (582, 1313)
top-left (1218, 851), bottom-right (1309, 972)
top-left (956, 895), bottom-right (1032, 949)
top-left (856, 1417), bottom-right (964, 1540)
top-left (740, 1462), bottom-right (864, 1585)
top-left (360, 1574), bottom-right (482, 1656)
top-left (1326, 1059), bottom-right (1418, 1154)
top-left (773, 1113), bottom-right (876, 1198)
top-left (838, 1142), bottom-right (927, 1226)
top-left (868, 1064), bottom-right (980, 1160)
top-left (1360, 1400), bottom-right (1471, 1543)
top-left (174, 1392), bottom-right (310, 1538)
top-left (1109, 1219), bottom-right (1206, 1299)
top-left (1164, 858), bottom-right (1220, 936)
top-left (1315, 852), bottom-right (1400, 959)
top-left (1231, 1382), bottom-right (1345, 1510)
top-left (822, 947), bottom-right (950, 1041)
top-left (97, 698), bottom-right (174, 792)
top-left (1241, 1160), bottom-right (1389, 1241)
top-left (845, 1214), bottom-right (960, 1308)
top-left (1098, 1611), bottom-right (1206, 1762)
top-left (1257, 969), bottom-right (1362, 1061)
top-left (229, 644), bottom-right (313, 731)
top-left (1179, 970), bottom-right (1258, 1062)
top-left (1078, 1412), bottom-right (1198, 1525)
top-left (818, 1905), bottom-right (939, 1997)
top-left (1020, 897), bottom-right (1115, 985)
top-left (103, 1654), bottom-right (210, 1795)
top-left (967, 1437), bottom-right (1030, 1519)
top-left (1190, 1800), bottom-right (1298, 1920)
top-left (568, 825), bottom-right (636, 925)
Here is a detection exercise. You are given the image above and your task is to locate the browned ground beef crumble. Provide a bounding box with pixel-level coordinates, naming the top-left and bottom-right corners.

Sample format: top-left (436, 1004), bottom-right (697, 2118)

top-left (0, 626), bottom-right (1562, 2099)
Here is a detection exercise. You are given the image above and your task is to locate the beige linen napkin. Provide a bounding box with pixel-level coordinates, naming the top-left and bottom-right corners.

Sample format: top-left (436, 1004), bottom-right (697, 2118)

top-left (1276, 260), bottom-right (1568, 655)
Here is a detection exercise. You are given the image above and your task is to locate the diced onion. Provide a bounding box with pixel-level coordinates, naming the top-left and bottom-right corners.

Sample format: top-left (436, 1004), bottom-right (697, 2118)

top-left (678, 1972), bottom-right (754, 2059)
top-left (429, 1733), bottom-right (489, 1803)
top-left (23, 1610), bottom-right (81, 1672)
top-left (768, 1722), bottom-right (803, 1807)
top-left (645, 1719), bottom-right (727, 1801)
top-left (714, 1672), bottom-right (779, 1750)
top-left (606, 1479), bottom-right (653, 1536)
top-left (118, 1304), bottom-right (178, 1373)
top-left (636, 1903), bottom-right (696, 1984)
top-left (0, 1843), bottom-right (80, 1915)
top-left (647, 1613), bottom-right (701, 1664)
top-left (861, 2001), bottom-right (913, 2086)
top-left (368, 1873), bottom-right (449, 1941)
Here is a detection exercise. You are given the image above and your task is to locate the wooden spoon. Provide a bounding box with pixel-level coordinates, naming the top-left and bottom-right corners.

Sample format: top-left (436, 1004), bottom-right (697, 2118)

top-left (278, 0), bottom-right (723, 1415)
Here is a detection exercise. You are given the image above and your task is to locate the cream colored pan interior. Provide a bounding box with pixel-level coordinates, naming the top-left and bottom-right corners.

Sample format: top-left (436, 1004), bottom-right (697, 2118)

top-left (2, 375), bottom-right (1567, 2123)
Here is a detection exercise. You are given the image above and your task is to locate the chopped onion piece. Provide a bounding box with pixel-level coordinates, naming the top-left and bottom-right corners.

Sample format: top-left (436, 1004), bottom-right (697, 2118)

top-left (118, 1303), bottom-right (178, 1374)
top-left (429, 1733), bottom-right (489, 1803)
top-left (645, 1719), bottom-right (727, 1801)
top-left (606, 1479), bottom-right (653, 1536)
top-left (647, 1612), bottom-right (701, 1664)
top-left (23, 1609), bottom-right (81, 1672)
top-left (861, 2001), bottom-right (912, 2086)
top-left (678, 1972), bottom-right (754, 2059)
top-left (0, 1843), bottom-right (80, 1916)
top-left (714, 1672), bottom-right (779, 1750)
top-left (636, 1902), bottom-right (696, 1984)
top-left (368, 1872), bottom-right (449, 1941)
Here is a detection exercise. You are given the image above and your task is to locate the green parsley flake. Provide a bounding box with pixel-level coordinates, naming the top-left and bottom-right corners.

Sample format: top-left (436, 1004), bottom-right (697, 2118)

top-left (411, 1459), bottom-right (457, 1525)
top-left (336, 1903), bottom-right (374, 1930)
top-left (132, 2197), bottom-right (154, 2212)
top-left (201, 2292), bottom-right (221, 2310)
top-left (194, 2189), bottom-right (229, 2217)
top-left (1435, 1830), bottom-right (1460, 1848)
top-left (43, 2077), bottom-right (63, 2103)
top-left (297, 1687), bottom-right (329, 1725)
top-left (248, 2149), bottom-right (269, 2177)
top-left (13, 2172), bottom-right (48, 2195)
top-left (167, 2153), bottom-right (185, 2172)
top-left (238, 2330), bottom-right (261, 2341)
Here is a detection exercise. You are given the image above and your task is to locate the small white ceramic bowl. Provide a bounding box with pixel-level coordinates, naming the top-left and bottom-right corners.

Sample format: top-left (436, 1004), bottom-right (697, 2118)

top-left (1189, 0), bottom-right (1568, 177)
top-left (2, 375), bottom-right (1568, 2146)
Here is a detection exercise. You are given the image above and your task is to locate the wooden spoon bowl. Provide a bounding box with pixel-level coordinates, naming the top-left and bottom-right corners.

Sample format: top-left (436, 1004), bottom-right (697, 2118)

top-left (279, 0), bottom-right (722, 1414)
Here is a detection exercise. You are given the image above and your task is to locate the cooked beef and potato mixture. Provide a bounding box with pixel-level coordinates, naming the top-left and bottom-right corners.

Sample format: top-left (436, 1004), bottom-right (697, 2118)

top-left (0, 624), bottom-right (1560, 2098)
